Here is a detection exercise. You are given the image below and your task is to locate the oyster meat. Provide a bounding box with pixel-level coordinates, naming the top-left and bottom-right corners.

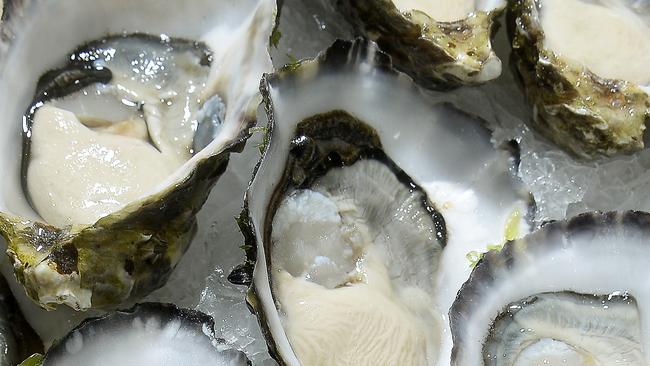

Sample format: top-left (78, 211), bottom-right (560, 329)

top-left (451, 211), bottom-right (650, 364)
top-left (335, 0), bottom-right (506, 89)
top-left (25, 34), bottom-right (215, 226)
top-left (508, 0), bottom-right (650, 157)
top-left (29, 303), bottom-right (248, 366)
top-left (0, 0), bottom-right (275, 310)
top-left (238, 39), bottom-right (531, 365)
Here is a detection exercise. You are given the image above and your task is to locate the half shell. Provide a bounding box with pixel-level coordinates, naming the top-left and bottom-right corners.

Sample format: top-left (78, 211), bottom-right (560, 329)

top-left (451, 211), bottom-right (650, 364)
top-left (237, 39), bottom-right (532, 365)
top-left (0, 0), bottom-right (275, 310)
top-left (508, 0), bottom-right (650, 157)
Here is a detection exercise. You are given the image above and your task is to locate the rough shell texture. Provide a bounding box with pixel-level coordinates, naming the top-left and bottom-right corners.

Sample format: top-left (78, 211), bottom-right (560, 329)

top-left (335, 0), bottom-right (505, 90)
top-left (508, 0), bottom-right (650, 157)
top-left (0, 0), bottom-right (275, 310)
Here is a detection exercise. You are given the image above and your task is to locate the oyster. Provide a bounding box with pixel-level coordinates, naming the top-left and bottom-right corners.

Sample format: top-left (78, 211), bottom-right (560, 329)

top-left (0, 0), bottom-right (275, 310)
top-left (24, 303), bottom-right (248, 366)
top-left (0, 273), bottom-right (42, 366)
top-left (335, 0), bottom-right (507, 89)
top-left (451, 211), bottom-right (650, 364)
top-left (508, 0), bottom-right (650, 157)
top-left (236, 39), bottom-right (532, 365)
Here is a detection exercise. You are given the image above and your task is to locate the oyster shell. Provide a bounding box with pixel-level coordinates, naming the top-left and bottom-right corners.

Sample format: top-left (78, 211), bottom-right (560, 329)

top-left (451, 211), bottom-right (650, 364)
top-left (26, 303), bottom-right (248, 365)
top-left (236, 39), bottom-right (532, 365)
top-left (508, 0), bottom-right (650, 157)
top-left (0, 0), bottom-right (275, 310)
top-left (335, 0), bottom-right (506, 89)
top-left (0, 273), bottom-right (42, 366)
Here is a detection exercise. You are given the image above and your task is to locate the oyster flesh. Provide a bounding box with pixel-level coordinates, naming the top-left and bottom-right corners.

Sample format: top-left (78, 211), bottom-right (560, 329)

top-left (0, 273), bottom-right (42, 366)
top-left (26, 303), bottom-right (248, 366)
top-left (508, 0), bottom-right (650, 157)
top-left (451, 211), bottom-right (650, 364)
top-left (0, 0), bottom-right (275, 310)
top-left (335, 0), bottom-right (506, 89)
top-left (237, 39), bottom-right (532, 365)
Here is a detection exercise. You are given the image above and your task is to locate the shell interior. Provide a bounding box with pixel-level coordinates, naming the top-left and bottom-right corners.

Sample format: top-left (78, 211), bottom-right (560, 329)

top-left (485, 292), bottom-right (643, 365)
top-left (0, 0), bottom-right (274, 222)
top-left (0, 0), bottom-right (275, 310)
top-left (24, 34), bottom-right (215, 227)
top-left (451, 211), bottom-right (650, 365)
top-left (268, 112), bottom-right (446, 365)
top-left (247, 39), bottom-right (532, 365)
top-left (41, 303), bottom-right (248, 366)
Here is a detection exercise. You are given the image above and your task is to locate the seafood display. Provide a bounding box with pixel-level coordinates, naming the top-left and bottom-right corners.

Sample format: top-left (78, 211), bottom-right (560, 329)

top-left (0, 0), bottom-right (649, 364)
top-left (0, 0), bottom-right (275, 310)
top-left (509, 0), bottom-right (650, 157)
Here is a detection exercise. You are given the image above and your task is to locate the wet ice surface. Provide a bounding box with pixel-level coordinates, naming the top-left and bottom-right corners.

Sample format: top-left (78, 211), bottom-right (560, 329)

top-left (6, 0), bottom-right (650, 365)
top-left (461, 28), bottom-right (650, 223)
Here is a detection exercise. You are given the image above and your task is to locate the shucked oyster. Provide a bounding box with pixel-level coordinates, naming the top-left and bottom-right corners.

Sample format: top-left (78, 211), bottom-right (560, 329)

top-left (23, 303), bottom-right (247, 366)
top-left (508, 0), bottom-right (650, 157)
top-left (335, 0), bottom-right (506, 89)
top-left (0, 0), bottom-right (275, 310)
top-left (451, 211), bottom-right (650, 364)
top-left (235, 39), bottom-right (532, 365)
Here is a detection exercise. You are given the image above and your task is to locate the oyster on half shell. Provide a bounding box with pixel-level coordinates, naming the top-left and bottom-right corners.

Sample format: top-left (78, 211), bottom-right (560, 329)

top-left (235, 39), bottom-right (532, 365)
top-left (0, 0), bottom-right (275, 310)
top-left (335, 0), bottom-right (506, 90)
top-left (508, 0), bottom-right (650, 157)
top-left (451, 211), bottom-right (650, 365)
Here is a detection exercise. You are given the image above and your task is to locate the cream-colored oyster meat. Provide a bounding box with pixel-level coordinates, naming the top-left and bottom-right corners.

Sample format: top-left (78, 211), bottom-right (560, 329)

top-left (393, 0), bottom-right (475, 22)
top-left (242, 39), bottom-right (532, 366)
top-left (542, 0), bottom-right (650, 85)
top-left (0, 0), bottom-right (275, 310)
top-left (25, 34), bottom-right (215, 227)
top-left (271, 164), bottom-right (441, 365)
top-left (508, 0), bottom-right (650, 156)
